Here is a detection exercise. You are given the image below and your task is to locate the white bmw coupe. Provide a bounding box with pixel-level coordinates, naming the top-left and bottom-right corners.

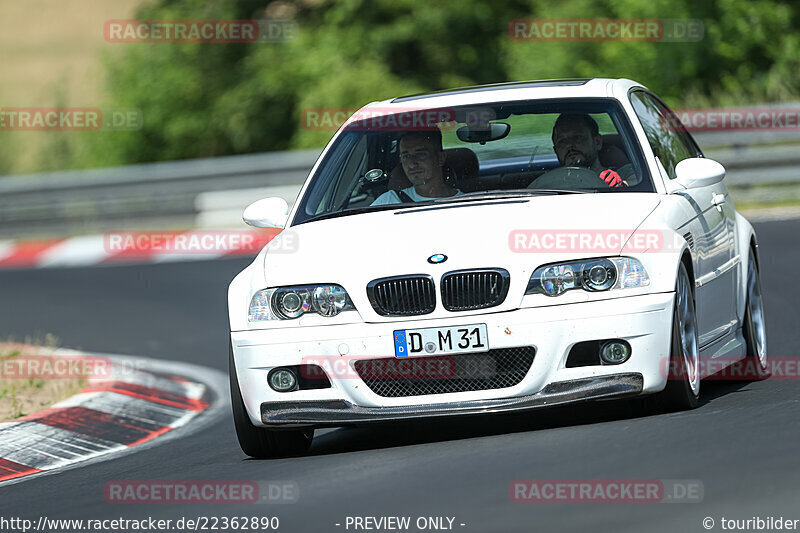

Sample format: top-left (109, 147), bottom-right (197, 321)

top-left (228, 78), bottom-right (767, 457)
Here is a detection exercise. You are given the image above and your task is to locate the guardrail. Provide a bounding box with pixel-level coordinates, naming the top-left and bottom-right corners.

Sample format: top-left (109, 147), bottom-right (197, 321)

top-left (0, 132), bottom-right (798, 239)
top-left (0, 150), bottom-right (321, 238)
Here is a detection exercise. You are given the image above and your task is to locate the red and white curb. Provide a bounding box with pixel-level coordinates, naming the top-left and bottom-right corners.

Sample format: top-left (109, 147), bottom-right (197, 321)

top-left (1, 207), bottom-right (795, 270)
top-left (0, 349), bottom-right (228, 485)
top-left (0, 229), bottom-right (281, 269)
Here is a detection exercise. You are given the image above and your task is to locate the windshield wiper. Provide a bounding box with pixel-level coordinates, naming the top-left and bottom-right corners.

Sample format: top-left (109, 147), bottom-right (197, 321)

top-left (429, 188), bottom-right (590, 204)
top-left (300, 189), bottom-right (592, 224)
top-left (301, 204), bottom-right (403, 224)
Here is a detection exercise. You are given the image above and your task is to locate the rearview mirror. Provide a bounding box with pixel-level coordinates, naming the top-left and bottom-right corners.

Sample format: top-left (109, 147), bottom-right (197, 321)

top-left (674, 158), bottom-right (725, 188)
top-left (242, 197), bottom-right (289, 228)
top-left (456, 122), bottom-right (510, 144)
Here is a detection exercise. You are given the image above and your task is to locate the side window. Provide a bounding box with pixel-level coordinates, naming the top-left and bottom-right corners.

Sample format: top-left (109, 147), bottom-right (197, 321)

top-left (630, 91), bottom-right (697, 179)
top-left (302, 132), bottom-right (362, 215)
top-left (330, 134), bottom-right (368, 208)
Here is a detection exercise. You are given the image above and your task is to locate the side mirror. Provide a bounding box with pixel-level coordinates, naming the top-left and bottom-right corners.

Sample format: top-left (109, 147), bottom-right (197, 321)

top-left (674, 158), bottom-right (725, 189)
top-left (242, 197), bottom-right (289, 228)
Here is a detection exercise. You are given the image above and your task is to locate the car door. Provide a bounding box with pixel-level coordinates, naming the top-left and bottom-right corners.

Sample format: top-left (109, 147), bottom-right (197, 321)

top-left (630, 91), bottom-right (737, 348)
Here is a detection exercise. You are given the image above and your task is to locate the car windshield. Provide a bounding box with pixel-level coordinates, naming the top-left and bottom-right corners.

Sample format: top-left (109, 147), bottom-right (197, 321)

top-left (293, 98), bottom-right (653, 225)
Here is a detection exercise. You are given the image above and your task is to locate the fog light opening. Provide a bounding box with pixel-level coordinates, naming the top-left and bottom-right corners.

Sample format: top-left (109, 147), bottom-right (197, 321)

top-left (600, 341), bottom-right (631, 365)
top-left (268, 368), bottom-right (298, 392)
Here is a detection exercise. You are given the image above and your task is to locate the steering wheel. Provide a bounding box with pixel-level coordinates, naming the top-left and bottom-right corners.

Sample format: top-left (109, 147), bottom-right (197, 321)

top-left (528, 166), bottom-right (608, 190)
top-left (341, 169), bottom-right (388, 209)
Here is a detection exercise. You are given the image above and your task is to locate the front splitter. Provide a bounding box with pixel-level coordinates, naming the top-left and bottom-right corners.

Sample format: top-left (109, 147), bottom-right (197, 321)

top-left (261, 373), bottom-right (644, 427)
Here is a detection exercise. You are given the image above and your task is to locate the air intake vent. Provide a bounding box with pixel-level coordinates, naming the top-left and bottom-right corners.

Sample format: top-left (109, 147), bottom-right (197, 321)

top-left (683, 232), bottom-right (694, 251)
top-left (367, 275), bottom-right (436, 316)
top-left (354, 347), bottom-right (536, 397)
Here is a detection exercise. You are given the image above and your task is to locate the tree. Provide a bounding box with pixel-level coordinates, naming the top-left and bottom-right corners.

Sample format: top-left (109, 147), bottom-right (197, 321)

top-left (70, 0), bottom-right (800, 169)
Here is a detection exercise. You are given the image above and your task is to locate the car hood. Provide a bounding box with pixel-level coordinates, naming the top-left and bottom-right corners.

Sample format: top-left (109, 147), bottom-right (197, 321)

top-left (265, 193), bottom-right (661, 319)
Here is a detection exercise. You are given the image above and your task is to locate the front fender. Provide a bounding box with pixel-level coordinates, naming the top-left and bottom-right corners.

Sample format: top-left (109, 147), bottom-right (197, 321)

top-left (734, 211), bottom-right (757, 324)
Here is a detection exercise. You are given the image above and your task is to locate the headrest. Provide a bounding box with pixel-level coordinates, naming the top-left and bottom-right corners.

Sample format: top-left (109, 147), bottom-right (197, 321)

top-left (598, 134), bottom-right (630, 169)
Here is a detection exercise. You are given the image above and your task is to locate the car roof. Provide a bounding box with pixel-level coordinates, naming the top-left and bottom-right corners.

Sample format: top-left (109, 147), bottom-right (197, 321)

top-left (354, 78), bottom-right (646, 117)
top-left (391, 78), bottom-right (593, 102)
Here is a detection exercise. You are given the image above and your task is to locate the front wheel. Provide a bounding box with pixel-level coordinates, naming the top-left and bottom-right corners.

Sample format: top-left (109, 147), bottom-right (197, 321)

top-left (229, 343), bottom-right (314, 458)
top-left (730, 252), bottom-right (769, 380)
top-left (647, 262), bottom-right (700, 412)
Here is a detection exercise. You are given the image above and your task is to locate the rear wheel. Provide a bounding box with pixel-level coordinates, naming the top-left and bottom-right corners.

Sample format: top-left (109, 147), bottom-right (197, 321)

top-left (730, 252), bottom-right (769, 380)
top-left (229, 344), bottom-right (314, 458)
top-left (648, 262), bottom-right (700, 412)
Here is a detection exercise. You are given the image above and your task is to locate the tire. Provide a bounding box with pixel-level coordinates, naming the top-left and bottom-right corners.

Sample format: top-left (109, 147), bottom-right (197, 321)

top-left (648, 262), bottom-right (700, 412)
top-left (730, 252), bottom-right (769, 381)
top-left (229, 343), bottom-right (314, 458)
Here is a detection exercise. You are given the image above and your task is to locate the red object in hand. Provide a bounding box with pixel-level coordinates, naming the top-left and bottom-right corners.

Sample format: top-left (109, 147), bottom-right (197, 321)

top-left (599, 169), bottom-right (624, 187)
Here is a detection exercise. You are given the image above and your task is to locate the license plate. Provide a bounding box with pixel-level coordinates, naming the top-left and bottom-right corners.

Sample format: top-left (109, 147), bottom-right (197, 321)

top-left (393, 324), bottom-right (489, 357)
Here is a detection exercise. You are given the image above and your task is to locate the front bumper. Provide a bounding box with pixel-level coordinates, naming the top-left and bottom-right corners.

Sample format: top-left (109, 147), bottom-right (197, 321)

top-left (261, 373), bottom-right (643, 426)
top-left (232, 292), bottom-right (674, 427)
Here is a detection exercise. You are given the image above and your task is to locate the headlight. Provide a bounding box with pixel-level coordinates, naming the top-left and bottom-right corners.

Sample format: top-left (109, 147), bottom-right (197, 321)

top-left (311, 285), bottom-right (350, 316)
top-left (248, 284), bottom-right (355, 321)
top-left (583, 259), bottom-right (617, 291)
top-left (526, 257), bottom-right (649, 297)
top-left (274, 289), bottom-right (310, 319)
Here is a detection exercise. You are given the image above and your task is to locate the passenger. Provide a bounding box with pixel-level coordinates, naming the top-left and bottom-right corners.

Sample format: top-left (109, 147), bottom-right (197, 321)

top-left (371, 130), bottom-right (463, 205)
top-left (551, 114), bottom-right (630, 187)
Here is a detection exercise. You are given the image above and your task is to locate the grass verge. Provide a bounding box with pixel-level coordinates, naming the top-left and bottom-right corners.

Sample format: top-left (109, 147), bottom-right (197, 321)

top-left (0, 336), bottom-right (87, 422)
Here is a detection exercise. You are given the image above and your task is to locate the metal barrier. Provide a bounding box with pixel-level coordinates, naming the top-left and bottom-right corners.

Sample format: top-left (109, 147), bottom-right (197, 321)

top-left (0, 150), bottom-right (321, 238)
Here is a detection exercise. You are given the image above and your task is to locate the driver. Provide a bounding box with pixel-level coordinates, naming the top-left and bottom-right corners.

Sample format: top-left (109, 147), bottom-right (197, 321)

top-left (551, 114), bottom-right (630, 187)
top-left (371, 130), bottom-right (463, 205)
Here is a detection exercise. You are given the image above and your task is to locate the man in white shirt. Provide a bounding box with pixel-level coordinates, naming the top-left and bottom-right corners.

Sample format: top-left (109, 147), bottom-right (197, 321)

top-left (371, 130), bottom-right (463, 205)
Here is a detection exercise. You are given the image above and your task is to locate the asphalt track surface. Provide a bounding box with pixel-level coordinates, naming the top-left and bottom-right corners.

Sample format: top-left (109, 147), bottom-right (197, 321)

top-left (1, 218), bottom-right (799, 533)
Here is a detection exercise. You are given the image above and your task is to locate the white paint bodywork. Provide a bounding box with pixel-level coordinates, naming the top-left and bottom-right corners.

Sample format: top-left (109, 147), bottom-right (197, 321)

top-left (228, 78), bottom-right (757, 427)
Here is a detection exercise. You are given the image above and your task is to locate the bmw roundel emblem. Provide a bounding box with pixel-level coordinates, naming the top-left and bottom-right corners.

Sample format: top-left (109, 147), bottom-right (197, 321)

top-left (427, 253), bottom-right (448, 264)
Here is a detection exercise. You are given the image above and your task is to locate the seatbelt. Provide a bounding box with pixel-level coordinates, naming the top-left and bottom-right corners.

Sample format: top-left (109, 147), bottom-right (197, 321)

top-left (396, 190), bottom-right (414, 203)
